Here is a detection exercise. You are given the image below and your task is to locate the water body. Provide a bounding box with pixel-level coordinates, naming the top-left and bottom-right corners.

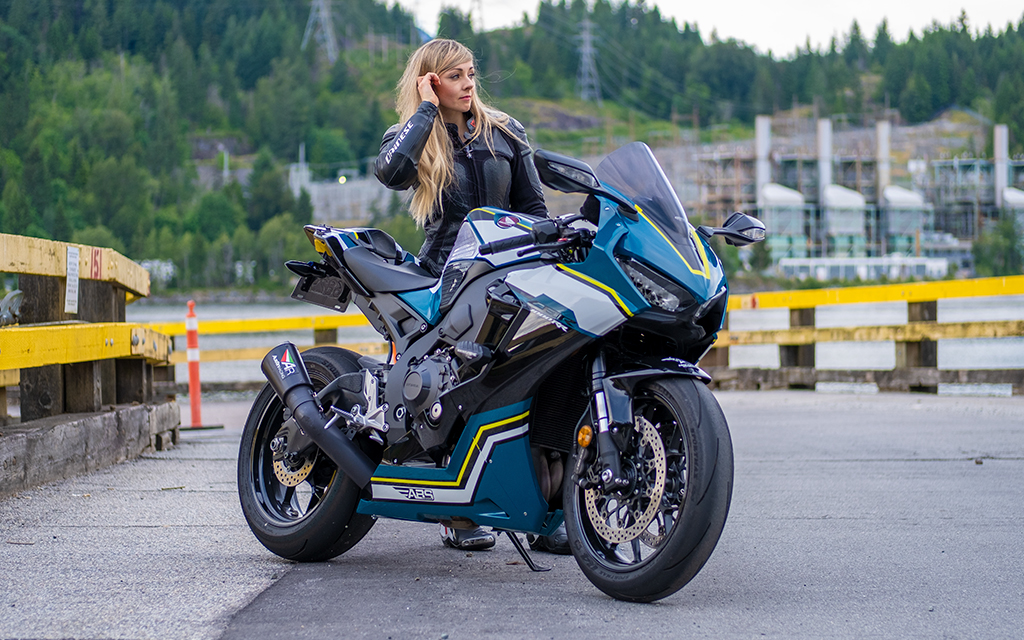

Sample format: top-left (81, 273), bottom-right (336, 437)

top-left (128, 294), bottom-right (1024, 395)
top-left (126, 299), bottom-right (383, 384)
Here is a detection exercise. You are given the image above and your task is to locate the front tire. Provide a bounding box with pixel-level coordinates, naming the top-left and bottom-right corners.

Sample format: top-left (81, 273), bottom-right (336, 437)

top-left (238, 347), bottom-right (378, 562)
top-left (563, 377), bottom-right (733, 602)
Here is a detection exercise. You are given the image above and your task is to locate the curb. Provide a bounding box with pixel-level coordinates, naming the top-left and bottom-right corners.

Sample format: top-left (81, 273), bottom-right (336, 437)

top-left (0, 401), bottom-right (180, 497)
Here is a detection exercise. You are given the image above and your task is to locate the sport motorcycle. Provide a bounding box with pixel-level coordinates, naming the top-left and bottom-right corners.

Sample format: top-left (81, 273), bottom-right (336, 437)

top-left (237, 141), bottom-right (766, 602)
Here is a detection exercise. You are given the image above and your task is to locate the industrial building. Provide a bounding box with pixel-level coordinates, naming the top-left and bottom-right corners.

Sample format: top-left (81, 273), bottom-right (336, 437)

top-left (693, 116), bottom-right (1024, 280)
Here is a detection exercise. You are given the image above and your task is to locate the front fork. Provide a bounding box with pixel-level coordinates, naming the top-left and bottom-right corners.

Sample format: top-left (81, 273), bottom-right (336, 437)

top-left (589, 351), bottom-right (630, 491)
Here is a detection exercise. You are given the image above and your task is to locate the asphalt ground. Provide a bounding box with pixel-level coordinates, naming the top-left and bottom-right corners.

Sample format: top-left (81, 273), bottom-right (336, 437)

top-left (2, 390), bottom-right (1023, 640)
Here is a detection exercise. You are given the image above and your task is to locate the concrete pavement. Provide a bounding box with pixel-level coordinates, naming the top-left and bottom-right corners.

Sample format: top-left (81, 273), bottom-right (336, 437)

top-left (2, 391), bottom-right (1023, 639)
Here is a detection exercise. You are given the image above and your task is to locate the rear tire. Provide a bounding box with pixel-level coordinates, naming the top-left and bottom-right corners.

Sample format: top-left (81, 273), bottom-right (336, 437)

top-left (563, 377), bottom-right (733, 602)
top-left (237, 347), bottom-right (378, 562)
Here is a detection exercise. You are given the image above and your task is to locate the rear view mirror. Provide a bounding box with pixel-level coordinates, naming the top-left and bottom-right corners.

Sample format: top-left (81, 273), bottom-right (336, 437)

top-left (534, 149), bottom-right (600, 193)
top-left (534, 148), bottom-right (636, 217)
top-left (697, 212), bottom-right (766, 247)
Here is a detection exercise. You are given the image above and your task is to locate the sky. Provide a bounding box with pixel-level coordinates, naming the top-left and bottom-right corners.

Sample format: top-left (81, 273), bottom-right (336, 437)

top-left (395, 0), bottom-right (1024, 57)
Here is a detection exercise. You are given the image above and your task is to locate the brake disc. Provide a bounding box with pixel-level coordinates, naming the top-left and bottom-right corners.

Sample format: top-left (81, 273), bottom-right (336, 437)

top-left (584, 416), bottom-right (666, 544)
top-left (273, 453), bottom-right (316, 487)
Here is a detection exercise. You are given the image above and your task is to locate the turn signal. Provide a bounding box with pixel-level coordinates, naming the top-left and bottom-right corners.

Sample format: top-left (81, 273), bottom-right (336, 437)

top-left (577, 425), bottom-right (593, 448)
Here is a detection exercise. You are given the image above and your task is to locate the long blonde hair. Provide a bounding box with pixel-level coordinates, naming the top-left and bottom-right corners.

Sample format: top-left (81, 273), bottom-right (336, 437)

top-left (395, 39), bottom-right (519, 225)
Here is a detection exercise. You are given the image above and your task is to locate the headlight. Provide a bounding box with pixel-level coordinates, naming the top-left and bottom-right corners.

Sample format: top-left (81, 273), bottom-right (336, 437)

top-left (618, 259), bottom-right (694, 312)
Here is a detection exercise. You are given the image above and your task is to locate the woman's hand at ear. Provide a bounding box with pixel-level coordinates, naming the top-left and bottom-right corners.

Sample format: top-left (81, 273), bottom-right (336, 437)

top-left (417, 73), bottom-right (440, 106)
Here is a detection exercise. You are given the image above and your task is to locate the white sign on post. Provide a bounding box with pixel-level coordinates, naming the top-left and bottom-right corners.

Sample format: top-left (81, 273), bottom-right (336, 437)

top-left (64, 245), bottom-right (80, 315)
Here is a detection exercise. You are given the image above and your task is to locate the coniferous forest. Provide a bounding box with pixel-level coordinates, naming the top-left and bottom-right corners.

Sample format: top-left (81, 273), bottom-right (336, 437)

top-left (1, 0), bottom-right (1022, 290)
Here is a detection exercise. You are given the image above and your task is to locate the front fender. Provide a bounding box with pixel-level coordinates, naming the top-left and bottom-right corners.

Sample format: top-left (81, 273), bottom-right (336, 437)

top-left (601, 356), bottom-right (711, 426)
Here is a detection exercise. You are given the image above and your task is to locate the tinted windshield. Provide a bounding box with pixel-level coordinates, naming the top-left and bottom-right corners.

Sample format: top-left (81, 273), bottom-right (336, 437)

top-left (595, 142), bottom-right (691, 246)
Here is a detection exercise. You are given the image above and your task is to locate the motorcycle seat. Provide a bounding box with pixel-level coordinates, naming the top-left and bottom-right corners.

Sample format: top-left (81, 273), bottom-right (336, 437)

top-left (342, 246), bottom-right (438, 293)
top-left (349, 228), bottom-right (404, 263)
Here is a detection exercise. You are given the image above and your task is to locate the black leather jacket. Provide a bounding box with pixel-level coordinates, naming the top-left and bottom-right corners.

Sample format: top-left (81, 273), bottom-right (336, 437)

top-left (375, 101), bottom-right (547, 276)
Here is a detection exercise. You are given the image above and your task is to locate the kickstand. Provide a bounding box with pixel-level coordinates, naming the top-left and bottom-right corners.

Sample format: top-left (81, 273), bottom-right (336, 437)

top-left (498, 530), bottom-right (551, 572)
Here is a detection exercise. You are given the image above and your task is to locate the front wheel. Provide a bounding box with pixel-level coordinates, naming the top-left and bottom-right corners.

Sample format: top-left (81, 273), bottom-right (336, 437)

top-left (237, 347), bottom-right (379, 562)
top-left (563, 377), bottom-right (733, 602)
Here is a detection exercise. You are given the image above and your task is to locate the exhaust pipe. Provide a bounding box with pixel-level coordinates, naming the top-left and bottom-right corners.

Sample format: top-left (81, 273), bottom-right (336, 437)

top-left (261, 343), bottom-right (377, 488)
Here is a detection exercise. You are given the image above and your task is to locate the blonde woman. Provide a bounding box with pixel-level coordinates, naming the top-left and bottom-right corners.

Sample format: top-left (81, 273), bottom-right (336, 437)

top-left (375, 38), bottom-right (547, 278)
top-left (375, 39), bottom-right (567, 554)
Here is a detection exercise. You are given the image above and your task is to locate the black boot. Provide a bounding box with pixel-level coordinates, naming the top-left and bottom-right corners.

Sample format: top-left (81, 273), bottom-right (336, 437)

top-left (527, 522), bottom-right (570, 555)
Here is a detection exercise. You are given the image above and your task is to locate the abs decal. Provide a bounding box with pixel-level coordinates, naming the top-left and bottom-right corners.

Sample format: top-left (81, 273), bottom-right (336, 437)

top-left (394, 487), bottom-right (435, 501)
top-left (370, 410), bottom-right (530, 505)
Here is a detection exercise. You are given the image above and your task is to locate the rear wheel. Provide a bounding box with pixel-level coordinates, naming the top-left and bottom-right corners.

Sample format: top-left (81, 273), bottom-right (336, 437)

top-left (563, 377), bottom-right (733, 602)
top-left (237, 347), bottom-right (378, 562)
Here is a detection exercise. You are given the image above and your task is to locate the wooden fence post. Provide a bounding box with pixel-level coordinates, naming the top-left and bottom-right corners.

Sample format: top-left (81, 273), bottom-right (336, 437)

top-left (780, 307), bottom-right (816, 389)
top-left (894, 300), bottom-right (938, 393)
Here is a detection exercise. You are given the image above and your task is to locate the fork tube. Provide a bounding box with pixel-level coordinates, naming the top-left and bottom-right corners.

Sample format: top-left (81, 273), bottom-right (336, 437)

top-left (591, 350), bottom-right (625, 488)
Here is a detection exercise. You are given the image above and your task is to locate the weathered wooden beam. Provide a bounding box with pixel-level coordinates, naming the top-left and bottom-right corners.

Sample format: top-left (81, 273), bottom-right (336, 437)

top-left (0, 233), bottom-right (149, 297)
top-left (19, 364), bottom-right (64, 421)
top-left (707, 367), bottom-right (1024, 395)
top-left (116, 359), bottom-right (152, 404)
top-left (64, 361), bottom-right (103, 413)
top-left (0, 323), bottom-right (171, 369)
top-left (780, 308), bottom-right (816, 370)
top-left (716, 320), bottom-right (1024, 346)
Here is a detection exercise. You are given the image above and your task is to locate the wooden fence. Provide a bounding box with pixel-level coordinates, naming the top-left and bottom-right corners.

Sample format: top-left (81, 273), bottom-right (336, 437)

top-left (1, 234), bottom-right (171, 424)
top-left (143, 275), bottom-right (1024, 396)
top-left (704, 276), bottom-right (1024, 394)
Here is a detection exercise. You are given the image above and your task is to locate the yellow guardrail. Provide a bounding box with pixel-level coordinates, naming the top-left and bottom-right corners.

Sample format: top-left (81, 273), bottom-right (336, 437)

top-left (0, 323), bottom-right (171, 370)
top-left (131, 276), bottom-right (1024, 367)
top-left (728, 275), bottom-right (1024, 311)
top-left (166, 341), bottom-right (388, 364)
top-left (146, 314), bottom-right (369, 337)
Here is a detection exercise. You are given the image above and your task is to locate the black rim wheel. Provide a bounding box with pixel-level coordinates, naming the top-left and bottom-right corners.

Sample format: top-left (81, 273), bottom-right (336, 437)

top-left (574, 386), bottom-right (689, 570)
top-left (246, 363), bottom-right (344, 526)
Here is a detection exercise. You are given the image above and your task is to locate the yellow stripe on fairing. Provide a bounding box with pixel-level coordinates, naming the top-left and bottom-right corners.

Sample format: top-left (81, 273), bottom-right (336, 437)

top-left (370, 410), bottom-right (530, 487)
top-left (635, 209), bottom-right (711, 280)
top-left (556, 265), bottom-right (634, 317)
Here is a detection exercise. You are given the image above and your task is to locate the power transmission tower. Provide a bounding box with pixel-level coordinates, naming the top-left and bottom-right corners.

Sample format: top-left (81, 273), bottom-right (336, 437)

top-left (470, 0), bottom-right (483, 32)
top-left (302, 0), bottom-right (339, 65)
top-left (577, 18), bottom-right (602, 106)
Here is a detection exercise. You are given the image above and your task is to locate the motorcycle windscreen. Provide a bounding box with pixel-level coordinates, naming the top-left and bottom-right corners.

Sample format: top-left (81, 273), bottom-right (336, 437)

top-left (595, 142), bottom-right (707, 276)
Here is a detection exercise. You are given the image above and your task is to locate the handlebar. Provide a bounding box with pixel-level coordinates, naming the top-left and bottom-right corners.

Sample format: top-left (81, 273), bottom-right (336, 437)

top-left (478, 215), bottom-right (589, 256)
top-left (478, 233), bottom-right (535, 255)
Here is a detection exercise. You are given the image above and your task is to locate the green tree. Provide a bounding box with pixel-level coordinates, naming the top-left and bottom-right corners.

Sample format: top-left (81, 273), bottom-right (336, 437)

top-left (246, 148), bottom-right (296, 231)
top-left (308, 128), bottom-right (356, 180)
top-left (437, 7), bottom-right (474, 44)
top-left (186, 190), bottom-right (245, 240)
top-left (256, 213), bottom-right (314, 284)
top-left (83, 155), bottom-right (155, 251)
top-left (973, 215), bottom-right (1023, 277)
top-left (248, 58), bottom-right (312, 159)
top-left (72, 225), bottom-right (127, 254)
top-left (1, 179), bottom-right (34, 235)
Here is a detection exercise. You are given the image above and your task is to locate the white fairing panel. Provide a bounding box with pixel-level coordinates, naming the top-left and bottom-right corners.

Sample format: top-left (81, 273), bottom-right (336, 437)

top-left (505, 265), bottom-right (629, 337)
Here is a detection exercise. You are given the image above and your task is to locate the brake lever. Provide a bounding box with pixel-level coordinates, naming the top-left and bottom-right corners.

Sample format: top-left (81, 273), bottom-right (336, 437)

top-left (517, 237), bottom-right (578, 257)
